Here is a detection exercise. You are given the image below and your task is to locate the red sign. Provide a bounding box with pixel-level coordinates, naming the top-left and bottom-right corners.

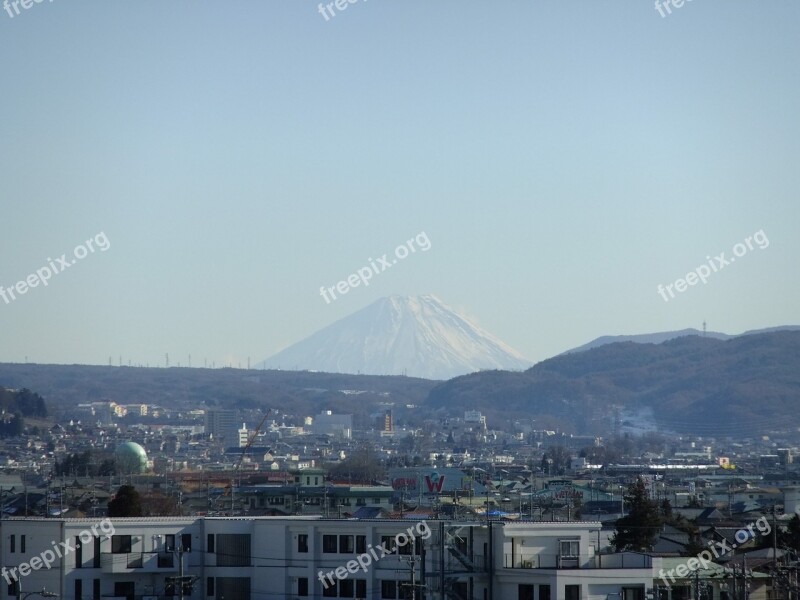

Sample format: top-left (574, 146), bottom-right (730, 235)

top-left (391, 477), bottom-right (418, 491)
top-left (425, 472), bottom-right (445, 493)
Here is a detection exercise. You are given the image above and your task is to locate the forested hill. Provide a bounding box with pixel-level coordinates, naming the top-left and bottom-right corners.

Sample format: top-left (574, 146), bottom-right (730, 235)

top-left (426, 331), bottom-right (800, 435)
top-left (0, 387), bottom-right (48, 417)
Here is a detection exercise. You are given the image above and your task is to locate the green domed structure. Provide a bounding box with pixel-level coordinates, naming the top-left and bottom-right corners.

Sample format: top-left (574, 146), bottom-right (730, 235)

top-left (115, 441), bottom-right (148, 474)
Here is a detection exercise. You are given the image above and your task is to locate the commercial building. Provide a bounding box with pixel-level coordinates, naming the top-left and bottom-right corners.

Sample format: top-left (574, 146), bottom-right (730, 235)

top-left (204, 410), bottom-right (238, 445)
top-left (312, 412), bottom-right (353, 439)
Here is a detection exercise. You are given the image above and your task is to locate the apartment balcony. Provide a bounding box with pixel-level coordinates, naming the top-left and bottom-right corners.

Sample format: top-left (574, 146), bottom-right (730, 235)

top-left (100, 552), bottom-right (178, 573)
top-left (503, 552), bottom-right (652, 570)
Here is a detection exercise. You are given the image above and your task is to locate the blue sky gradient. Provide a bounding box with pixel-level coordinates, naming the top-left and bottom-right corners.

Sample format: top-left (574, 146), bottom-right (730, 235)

top-left (1, 1), bottom-right (798, 368)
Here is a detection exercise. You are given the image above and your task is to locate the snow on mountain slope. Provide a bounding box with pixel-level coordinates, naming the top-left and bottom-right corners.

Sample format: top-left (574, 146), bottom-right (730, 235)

top-left (258, 295), bottom-right (531, 380)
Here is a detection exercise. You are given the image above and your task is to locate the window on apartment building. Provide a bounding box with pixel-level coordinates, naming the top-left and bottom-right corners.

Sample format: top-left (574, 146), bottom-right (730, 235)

top-left (298, 577), bottom-right (309, 597)
top-left (397, 537), bottom-right (414, 555)
top-left (356, 498), bottom-right (367, 506)
top-left (298, 534), bottom-right (308, 553)
top-left (356, 579), bottom-right (366, 598)
top-left (216, 534), bottom-right (251, 567)
top-left (165, 534), bottom-right (176, 552)
top-left (8, 580), bottom-right (18, 597)
top-left (539, 584), bottom-right (551, 600)
top-left (517, 585), bottom-right (534, 600)
top-left (158, 552), bottom-right (175, 568)
top-left (340, 579), bottom-right (355, 597)
top-left (207, 534), bottom-right (215, 553)
top-left (94, 537), bottom-right (102, 568)
top-left (206, 577), bottom-right (215, 597)
top-left (111, 535), bottom-right (132, 554)
top-left (76, 535), bottom-right (83, 567)
top-left (20, 535), bottom-right (25, 554)
top-left (181, 534), bottom-right (192, 552)
top-left (113, 581), bottom-right (135, 600)
top-left (93, 578), bottom-right (100, 600)
top-left (622, 587), bottom-right (645, 600)
top-left (559, 540), bottom-right (580, 558)
top-left (373, 497), bottom-right (382, 504)
top-left (339, 535), bottom-right (354, 553)
top-left (670, 586), bottom-right (691, 600)
top-left (75, 578), bottom-right (83, 600)
top-left (448, 582), bottom-right (468, 599)
top-left (323, 535), bottom-right (338, 553)
top-left (10, 534), bottom-right (14, 553)
top-left (356, 535), bottom-right (366, 554)
top-left (322, 580), bottom-right (337, 597)
top-left (381, 536), bottom-right (396, 554)
top-left (216, 577), bottom-right (250, 600)
top-left (381, 580), bottom-right (397, 599)
top-left (565, 585), bottom-right (580, 600)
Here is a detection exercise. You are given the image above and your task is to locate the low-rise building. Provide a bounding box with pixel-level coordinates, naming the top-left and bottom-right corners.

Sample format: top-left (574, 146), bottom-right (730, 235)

top-left (0, 517), bottom-right (664, 600)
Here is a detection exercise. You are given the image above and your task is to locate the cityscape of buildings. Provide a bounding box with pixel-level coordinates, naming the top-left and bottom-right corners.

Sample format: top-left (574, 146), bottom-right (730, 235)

top-left (0, 393), bottom-right (799, 599)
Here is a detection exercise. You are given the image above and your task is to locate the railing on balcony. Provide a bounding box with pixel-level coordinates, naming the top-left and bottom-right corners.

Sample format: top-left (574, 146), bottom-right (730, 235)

top-left (100, 552), bottom-right (177, 573)
top-left (504, 552), bottom-right (652, 569)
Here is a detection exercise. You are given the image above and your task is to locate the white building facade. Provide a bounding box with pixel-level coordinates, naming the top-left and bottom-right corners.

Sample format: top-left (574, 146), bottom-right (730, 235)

top-left (0, 517), bottom-right (657, 600)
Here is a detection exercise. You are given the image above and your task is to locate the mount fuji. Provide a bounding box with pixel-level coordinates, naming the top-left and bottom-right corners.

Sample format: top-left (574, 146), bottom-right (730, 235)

top-left (258, 295), bottom-right (531, 380)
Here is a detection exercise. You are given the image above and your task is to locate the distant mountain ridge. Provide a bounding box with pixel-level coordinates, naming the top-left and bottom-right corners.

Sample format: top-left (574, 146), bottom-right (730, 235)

top-left (427, 330), bottom-right (800, 436)
top-left (258, 295), bottom-right (531, 380)
top-left (562, 325), bottom-right (800, 354)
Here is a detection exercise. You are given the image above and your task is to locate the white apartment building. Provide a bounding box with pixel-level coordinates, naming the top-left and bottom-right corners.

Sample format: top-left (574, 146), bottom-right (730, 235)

top-left (0, 517), bottom-right (656, 600)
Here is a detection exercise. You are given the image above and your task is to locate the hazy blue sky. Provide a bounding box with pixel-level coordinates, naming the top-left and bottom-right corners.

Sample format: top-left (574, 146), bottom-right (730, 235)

top-left (1, 1), bottom-right (798, 368)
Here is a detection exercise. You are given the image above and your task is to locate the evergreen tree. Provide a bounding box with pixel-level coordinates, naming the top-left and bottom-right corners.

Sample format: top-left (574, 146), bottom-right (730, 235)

top-left (778, 514), bottom-right (800, 551)
top-left (327, 447), bottom-right (385, 483)
top-left (108, 485), bottom-right (143, 517)
top-left (611, 477), bottom-right (662, 552)
top-left (661, 498), bottom-right (673, 519)
top-left (684, 527), bottom-right (707, 556)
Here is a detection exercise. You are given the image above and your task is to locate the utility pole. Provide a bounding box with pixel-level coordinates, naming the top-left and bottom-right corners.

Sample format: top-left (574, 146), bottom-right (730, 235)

top-left (399, 539), bottom-right (424, 600)
top-left (772, 507), bottom-right (778, 600)
top-left (744, 554), bottom-right (750, 600)
top-left (167, 542), bottom-right (196, 600)
top-left (179, 542), bottom-right (184, 600)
